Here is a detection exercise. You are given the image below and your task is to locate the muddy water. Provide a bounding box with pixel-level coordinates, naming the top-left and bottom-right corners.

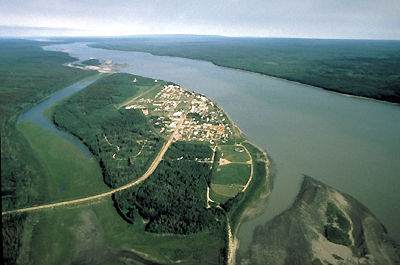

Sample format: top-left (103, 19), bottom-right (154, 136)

top-left (43, 43), bottom-right (400, 252)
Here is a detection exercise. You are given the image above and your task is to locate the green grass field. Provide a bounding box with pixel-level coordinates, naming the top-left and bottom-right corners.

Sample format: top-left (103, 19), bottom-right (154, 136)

top-left (220, 145), bottom-right (250, 163)
top-left (26, 197), bottom-right (224, 265)
top-left (210, 162), bottom-right (251, 203)
top-left (227, 142), bottom-right (269, 232)
top-left (211, 183), bottom-right (242, 200)
top-left (213, 163), bottom-right (251, 186)
top-left (17, 121), bottom-right (108, 203)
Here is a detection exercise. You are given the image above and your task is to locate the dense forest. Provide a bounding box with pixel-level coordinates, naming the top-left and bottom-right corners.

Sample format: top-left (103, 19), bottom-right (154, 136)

top-left (0, 39), bottom-right (95, 265)
top-left (52, 72), bottom-right (227, 234)
top-left (90, 36), bottom-right (400, 103)
top-left (53, 73), bottom-right (165, 188)
top-left (113, 141), bottom-right (225, 234)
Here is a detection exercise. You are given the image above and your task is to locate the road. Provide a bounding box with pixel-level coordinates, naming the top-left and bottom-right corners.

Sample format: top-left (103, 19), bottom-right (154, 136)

top-left (241, 144), bottom-right (254, 192)
top-left (117, 83), bottom-right (162, 109)
top-left (2, 113), bottom-right (187, 216)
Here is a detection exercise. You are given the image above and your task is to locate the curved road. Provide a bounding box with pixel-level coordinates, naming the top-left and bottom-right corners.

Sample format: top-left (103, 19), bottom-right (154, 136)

top-left (2, 113), bottom-right (187, 216)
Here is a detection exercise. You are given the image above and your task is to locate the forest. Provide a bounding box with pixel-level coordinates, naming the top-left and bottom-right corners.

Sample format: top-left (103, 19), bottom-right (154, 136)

top-left (51, 71), bottom-right (227, 234)
top-left (113, 141), bottom-right (225, 234)
top-left (53, 73), bottom-right (165, 188)
top-left (0, 39), bottom-right (95, 265)
top-left (90, 36), bottom-right (400, 103)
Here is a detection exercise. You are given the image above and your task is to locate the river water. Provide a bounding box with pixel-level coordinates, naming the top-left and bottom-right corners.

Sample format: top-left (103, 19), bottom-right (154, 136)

top-left (17, 76), bottom-right (100, 157)
top-left (43, 43), bottom-right (400, 253)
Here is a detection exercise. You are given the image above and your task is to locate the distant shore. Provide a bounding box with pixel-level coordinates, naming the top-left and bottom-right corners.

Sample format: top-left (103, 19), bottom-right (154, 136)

top-left (89, 43), bottom-right (400, 105)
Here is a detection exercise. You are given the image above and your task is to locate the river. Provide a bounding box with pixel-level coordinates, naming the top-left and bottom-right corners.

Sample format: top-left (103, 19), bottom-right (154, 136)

top-left (17, 76), bottom-right (100, 157)
top-left (43, 43), bottom-right (400, 255)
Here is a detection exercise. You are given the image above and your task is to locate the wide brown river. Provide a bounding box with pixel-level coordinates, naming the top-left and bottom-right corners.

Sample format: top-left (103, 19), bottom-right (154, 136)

top-left (44, 43), bottom-right (400, 255)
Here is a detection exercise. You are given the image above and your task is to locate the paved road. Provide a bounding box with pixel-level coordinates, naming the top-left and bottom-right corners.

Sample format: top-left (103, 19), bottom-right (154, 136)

top-left (2, 113), bottom-right (187, 216)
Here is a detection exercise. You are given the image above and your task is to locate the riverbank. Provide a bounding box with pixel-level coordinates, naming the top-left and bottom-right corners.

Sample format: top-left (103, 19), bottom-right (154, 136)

top-left (89, 38), bottom-right (400, 104)
top-left (42, 40), bottom-right (400, 260)
top-left (1, 40), bottom-right (100, 264)
top-left (223, 140), bottom-right (271, 265)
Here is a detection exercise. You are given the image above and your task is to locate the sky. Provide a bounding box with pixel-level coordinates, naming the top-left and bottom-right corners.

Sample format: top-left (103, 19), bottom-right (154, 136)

top-left (1, 0), bottom-right (400, 39)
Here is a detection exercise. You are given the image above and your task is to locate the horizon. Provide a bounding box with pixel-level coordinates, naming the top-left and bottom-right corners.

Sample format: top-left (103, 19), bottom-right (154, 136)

top-left (2, 30), bottom-right (400, 42)
top-left (1, 0), bottom-right (399, 40)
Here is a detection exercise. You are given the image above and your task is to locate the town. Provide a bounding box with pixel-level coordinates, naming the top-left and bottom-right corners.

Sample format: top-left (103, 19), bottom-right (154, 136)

top-left (125, 84), bottom-right (233, 144)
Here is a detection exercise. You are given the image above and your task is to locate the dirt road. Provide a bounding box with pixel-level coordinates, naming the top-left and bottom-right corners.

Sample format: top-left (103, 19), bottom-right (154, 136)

top-left (240, 144), bottom-right (253, 192)
top-left (117, 83), bottom-right (161, 109)
top-left (2, 113), bottom-right (187, 216)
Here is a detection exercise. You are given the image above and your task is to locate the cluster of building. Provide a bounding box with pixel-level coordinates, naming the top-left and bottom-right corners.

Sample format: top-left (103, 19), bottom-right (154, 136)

top-left (179, 94), bottom-right (233, 144)
top-left (125, 84), bottom-right (233, 144)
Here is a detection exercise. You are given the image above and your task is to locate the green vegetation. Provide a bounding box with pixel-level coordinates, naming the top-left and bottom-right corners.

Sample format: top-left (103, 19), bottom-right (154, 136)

top-left (312, 258), bottom-right (324, 265)
top-left (1, 39), bottom-right (272, 264)
top-left (45, 72), bottom-right (228, 263)
top-left (81, 58), bottom-right (100, 66)
top-left (91, 36), bottom-right (400, 103)
top-left (114, 141), bottom-right (225, 234)
top-left (220, 145), bottom-right (250, 162)
top-left (0, 39), bottom-right (95, 264)
top-left (166, 141), bottom-right (213, 161)
top-left (1, 39), bottom-right (96, 209)
top-left (324, 201), bottom-right (352, 246)
top-left (222, 142), bottom-right (269, 232)
top-left (2, 213), bottom-right (27, 265)
top-left (52, 73), bottom-right (166, 188)
top-left (211, 162), bottom-right (251, 202)
top-left (210, 144), bottom-right (251, 202)
top-left (211, 184), bottom-right (242, 200)
top-left (213, 164), bottom-right (250, 185)
top-left (17, 121), bottom-right (107, 202)
top-left (26, 197), bottom-right (224, 265)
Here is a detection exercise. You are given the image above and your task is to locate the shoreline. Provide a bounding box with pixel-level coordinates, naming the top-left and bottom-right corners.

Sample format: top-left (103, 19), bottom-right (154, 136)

top-left (179, 83), bottom-right (272, 265)
top-left (213, 64), bottom-right (400, 106)
top-left (227, 140), bottom-right (272, 265)
top-left (88, 44), bottom-right (400, 106)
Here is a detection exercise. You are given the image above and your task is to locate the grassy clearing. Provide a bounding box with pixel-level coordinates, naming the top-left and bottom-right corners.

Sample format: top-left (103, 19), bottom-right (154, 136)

top-left (28, 210), bottom-right (77, 265)
top-left (227, 142), bottom-right (269, 232)
top-left (116, 81), bottom-right (163, 109)
top-left (17, 121), bottom-right (108, 203)
top-left (211, 183), bottom-right (242, 200)
top-left (220, 145), bottom-right (250, 163)
top-left (26, 197), bottom-right (224, 265)
top-left (210, 187), bottom-right (231, 204)
top-left (92, 198), bottom-right (224, 264)
top-left (213, 163), bottom-right (251, 186)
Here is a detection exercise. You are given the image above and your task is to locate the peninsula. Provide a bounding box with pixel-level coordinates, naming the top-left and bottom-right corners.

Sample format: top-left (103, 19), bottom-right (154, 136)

top-left (2, 40), bottom-right (399, 265)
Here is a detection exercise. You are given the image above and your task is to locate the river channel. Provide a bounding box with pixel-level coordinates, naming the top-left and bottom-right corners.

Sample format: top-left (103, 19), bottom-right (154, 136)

top-left (43, 43), bottom-right (400, 255)
top-left (17, 76), bottom-right (100, 157)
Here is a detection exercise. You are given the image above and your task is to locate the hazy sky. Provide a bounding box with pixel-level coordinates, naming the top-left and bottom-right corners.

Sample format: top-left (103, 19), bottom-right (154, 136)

top-left (1, 0), bottom-right (399, 39)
